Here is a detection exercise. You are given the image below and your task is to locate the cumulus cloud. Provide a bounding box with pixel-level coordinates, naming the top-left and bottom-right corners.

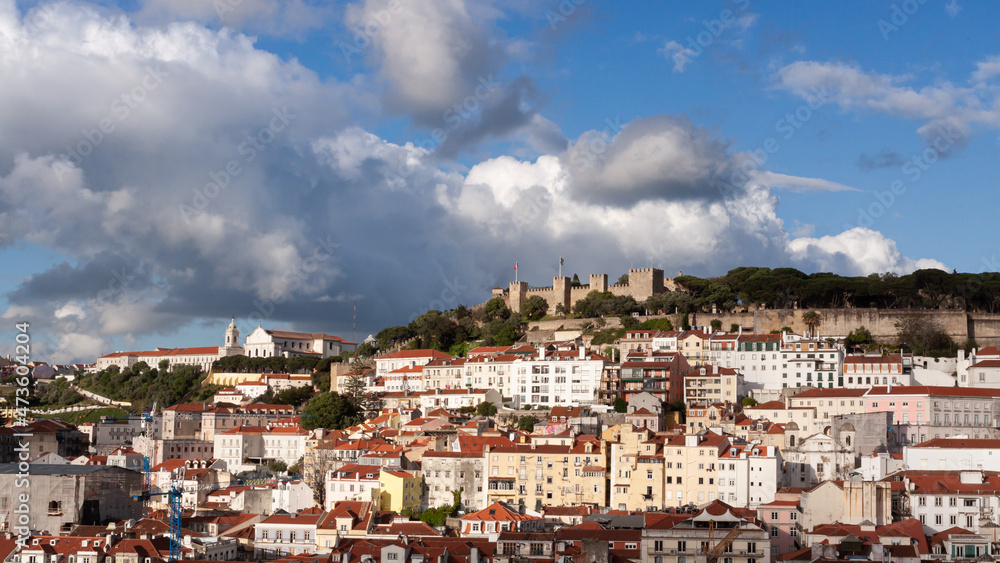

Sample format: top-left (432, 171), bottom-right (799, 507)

top-left (788, 228), bottom-right (948, 276)
top-left (562, 115), bottom-right (738, 206)
top-left (344, 0), bottom-right (559, 157)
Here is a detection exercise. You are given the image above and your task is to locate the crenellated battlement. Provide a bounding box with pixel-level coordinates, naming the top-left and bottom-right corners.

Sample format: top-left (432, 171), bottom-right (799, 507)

top-left (489, 268), bottom-right (672, 315)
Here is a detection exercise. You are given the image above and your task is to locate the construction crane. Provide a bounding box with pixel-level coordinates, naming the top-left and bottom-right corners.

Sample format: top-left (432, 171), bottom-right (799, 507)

top-left (139, 402), bottom-right (157, 517)
top-left (132, 481), bottom-right (183, 562)
top-left (703, 522), bottom-right (745, 563)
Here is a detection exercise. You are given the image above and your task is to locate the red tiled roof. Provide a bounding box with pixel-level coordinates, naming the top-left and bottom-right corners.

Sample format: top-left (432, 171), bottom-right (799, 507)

top-left (910, 438), bottom-right (1000, 449)
top-left (461, 501), bottom-right (542, 522)
top-left (379, 349), bottom-right (452, 360)
top-left (265, 329), bottom-right (354, 343)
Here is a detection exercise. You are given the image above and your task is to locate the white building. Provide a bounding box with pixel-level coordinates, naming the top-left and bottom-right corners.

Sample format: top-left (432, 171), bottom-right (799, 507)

top-left (375, 349), bottom-right (453, 378)
top-left (254, 511), bottom-right (325, 559)
top-left (214, 425), bottom-right (266, 472)
top-left (324, 464), bottom-right (382, 508)
top-left (95, 319), bottom-right (243, 372)
top-left (843, 353), bottom-right (913, 387)
top-left (508, 347), bottom-right (610, 409)
top-left (903, 438), bottom-right (1000, 472)
top-left (859, 452), bottom-right (905, 481)
top-left (717, 444), bottom-right (784, 508)
top-left (272, 480), bottom-right (315, 514)
top-left (901, 469), bottom-right (1000, 535)
top-left (244, 327), bottom-right (356, 359)
top-left (957, 346), bottom-right (1000, 387)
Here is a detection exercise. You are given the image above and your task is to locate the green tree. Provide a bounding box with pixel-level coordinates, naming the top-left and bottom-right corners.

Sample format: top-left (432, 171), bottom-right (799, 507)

top-left (490, 324), bottom-right (520, 346)
top-left (710, 319), bottom-right (722, 331)
top-left (299, 392), bottom-right (360, 430)
top-left (483, 297), bottom-right (511, 321)
top-left (640, 318), bottom-right (673, 331)
top-left (741, 397), bottom-right (758, 407)
top-left (355, 342), bottom-right (377, 357)
top-left (847, 326), bottom-right (874, 351)
top-left (802, 311), bottom-right (821, 336)
top-left (475, 401), bottom-right (497, 416)
top-left (517, 416), bottom-right (537, 432)
top-left (521, 295), bottom-right (549, 321)
top-left (616, 274), bottom-right (629, 285)
top-left (267, 460), bottom-right (288, 474)
top-left (613, 397), bottom-right (627, 413)
top-left (266, 385), bottom-right (314, 407)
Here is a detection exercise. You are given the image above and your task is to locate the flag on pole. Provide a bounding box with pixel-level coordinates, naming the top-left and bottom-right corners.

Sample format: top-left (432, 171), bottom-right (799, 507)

top-left (559, 257), bottom-right (564, 266)
top-left (514, 262), bottom-right (518, 270)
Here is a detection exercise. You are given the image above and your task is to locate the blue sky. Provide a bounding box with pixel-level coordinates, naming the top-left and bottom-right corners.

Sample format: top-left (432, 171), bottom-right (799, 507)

top-left (0, 0), bottom-right (996, 362)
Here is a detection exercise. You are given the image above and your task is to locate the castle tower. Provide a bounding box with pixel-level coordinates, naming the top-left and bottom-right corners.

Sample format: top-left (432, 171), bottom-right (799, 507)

top-left (509, 281), bottom-right (528, 313)
top-left (553, 277), bottom-right (572, 314)
top-left (590, 274), bottom-right (608, 293)
top-left (628, 268), bottom-right (665, 302)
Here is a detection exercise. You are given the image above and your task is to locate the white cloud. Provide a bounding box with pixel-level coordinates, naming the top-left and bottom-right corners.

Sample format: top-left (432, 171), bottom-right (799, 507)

top-left (753, 171), bottom-right (858, 193)
top-left (660, 40), bottom-right (697, 73)
top-left (945, 0), bottom-right (962, 17)
top-left (774, 59), bottom-right (1000, 145)
top-left (788, 228), bottom-right (948, 276)
top-left (972, 55), bottom-right (1000, 83)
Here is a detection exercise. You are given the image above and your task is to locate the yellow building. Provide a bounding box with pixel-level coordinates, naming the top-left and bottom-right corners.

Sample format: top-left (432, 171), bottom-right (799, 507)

top-left (686, 403), bottom-right (726, 434)
top-left (662, 433), bottom-right (731, 507)
top-left (683, 364), bottom-right (744, 408)
top-left (483, 437), bottom-right (607, 510)
top-left (376, 469), bottom-right (423, 512)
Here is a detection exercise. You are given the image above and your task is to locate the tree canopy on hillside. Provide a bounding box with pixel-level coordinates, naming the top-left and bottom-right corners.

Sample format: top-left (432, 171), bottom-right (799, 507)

top-left (670, 267), bottom-right (1000, 313)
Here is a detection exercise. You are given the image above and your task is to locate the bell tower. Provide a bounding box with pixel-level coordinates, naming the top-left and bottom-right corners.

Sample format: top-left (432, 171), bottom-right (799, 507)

top-left (219, 317), bottom-right (243, 356)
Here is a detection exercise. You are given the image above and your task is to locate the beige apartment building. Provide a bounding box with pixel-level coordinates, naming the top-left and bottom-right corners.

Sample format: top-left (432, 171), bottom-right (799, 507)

top-left (483, 438), bottom-right (607, 510)
top-left (662, 433), bottom-right (732, 507)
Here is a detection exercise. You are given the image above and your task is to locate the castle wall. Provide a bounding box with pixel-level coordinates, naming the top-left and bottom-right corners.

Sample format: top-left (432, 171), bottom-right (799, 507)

top-left (499, 269), bottom-right (673, 316)
top-left (692, 308), bottom-right (1000, 345)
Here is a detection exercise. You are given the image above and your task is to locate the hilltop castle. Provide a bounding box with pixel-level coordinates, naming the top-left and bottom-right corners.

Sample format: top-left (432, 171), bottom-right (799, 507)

top-left (491, 268), bottom-right (678, 315)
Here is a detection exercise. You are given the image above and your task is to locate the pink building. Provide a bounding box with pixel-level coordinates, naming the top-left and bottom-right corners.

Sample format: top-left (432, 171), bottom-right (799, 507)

top-left (758, 493), bottom-right (803, 557)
